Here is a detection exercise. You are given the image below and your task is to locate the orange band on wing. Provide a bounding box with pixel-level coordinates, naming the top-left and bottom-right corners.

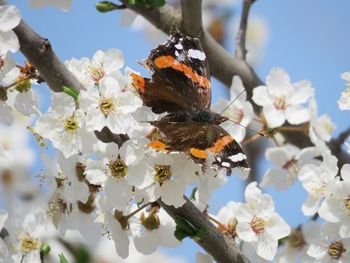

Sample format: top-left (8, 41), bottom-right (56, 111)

top-left (189, 148), bottom-right (208, 159)
top-left (207, 135), bottom-right (233, 153)
top-left (131, 73), bottom-right (146, 92)
top-left (154, 55), bottom-right (210, 90)
top-left (148, 141), bottom-right (169, 151)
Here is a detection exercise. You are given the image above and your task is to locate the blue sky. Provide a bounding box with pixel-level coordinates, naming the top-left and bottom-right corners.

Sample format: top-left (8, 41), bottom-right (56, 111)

top-left (8, 0), bottom-right (350, 262)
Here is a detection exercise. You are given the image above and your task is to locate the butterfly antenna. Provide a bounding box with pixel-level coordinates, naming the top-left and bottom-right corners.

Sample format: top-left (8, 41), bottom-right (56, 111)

top-left (219, 89), bottom-right (247, 115)
top-left (226, 119), bottom-right (266, 137)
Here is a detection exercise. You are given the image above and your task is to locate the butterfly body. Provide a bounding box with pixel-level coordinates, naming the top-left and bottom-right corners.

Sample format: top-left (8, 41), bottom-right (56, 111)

top-left (132, 31), bottom-right (249, 175)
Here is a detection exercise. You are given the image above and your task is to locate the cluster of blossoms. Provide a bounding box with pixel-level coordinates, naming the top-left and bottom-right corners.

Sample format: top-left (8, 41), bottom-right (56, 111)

top-left (1, 1), bottom-right (350, 263)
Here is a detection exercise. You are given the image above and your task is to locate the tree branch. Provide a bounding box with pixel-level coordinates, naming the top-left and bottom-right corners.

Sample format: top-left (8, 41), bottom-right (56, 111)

top-left (120, 1), bottom-right (263, 98)
top-left (235, 0), bottom-right (255, 60)
top-left (159, 197), bottom-right (249, 263)
top-left (181, 0), bottom-right (203, 37)
top-left (12, 20), bottom-right (84, 92)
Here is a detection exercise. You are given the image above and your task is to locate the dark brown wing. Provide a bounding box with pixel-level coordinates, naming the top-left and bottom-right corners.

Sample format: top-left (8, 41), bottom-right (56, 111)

top-left (131, 31), bottom-right (211, 113)
top-left (150, 118), bottom-right (248, 174)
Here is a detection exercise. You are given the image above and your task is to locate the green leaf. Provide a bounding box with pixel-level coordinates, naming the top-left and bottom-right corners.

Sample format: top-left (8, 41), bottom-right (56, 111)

top-left (174, 227), bottom-right (190, 241)
top-left (192, 225), bottom-right (208, 241)
top-left (190, 187), bottom-right (197, 200)
top-left (127, 0), bottom-right (165, 7)
top-left (175, 216), bottom-right (196, 235)
top-left (174, 216), bottom-right (208, 242)
top-left (96, 1), bottom-right (126, 12)
top-left (62, 86), bottom-right (79, 101)
top-left (59, 253), bottom-right (69, 263)
top-left (146, 0), bottom-right (165, 7)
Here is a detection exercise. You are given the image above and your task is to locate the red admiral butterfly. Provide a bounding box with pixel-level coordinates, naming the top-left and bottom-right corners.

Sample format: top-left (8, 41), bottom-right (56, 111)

top-left (131, 31), bottom-right (249, 175)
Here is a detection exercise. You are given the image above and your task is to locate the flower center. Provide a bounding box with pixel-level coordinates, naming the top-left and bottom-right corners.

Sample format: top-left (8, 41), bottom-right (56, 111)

top-left (64, 115), bottom-right (79, 133)
top-left (282, 159), bottom-right (299, 176)
top-left (20, 234), bottom-right (42, 254)
top-left (227, 218), bottom-right (238, 238)
top-left (344, 197), bottom-right (350, 211)
top-left (323, 120), bottom-right (335, 134)
top-left (100, 97), bottom-right (115, 117)
top-left (328, 240), bottom-right (345, 260)
top-left (140, 211), bottom-right (160, 230)
top-left (288, 229), bottom-right (305, 249)
top-left (15, 76), bottom-right (31, 93)
top-left (250, 216), bottom-right (267, 234)
top-left (109, 157), bottom-right (127, 179)
top-left (310, 182), bottom-right (326, 198)
top-left (154, 165), bottom-right (172, 185)
top-left (90, 66), bottom-right (105, 84)
top-left (273, 97), bottom-right (287, 110)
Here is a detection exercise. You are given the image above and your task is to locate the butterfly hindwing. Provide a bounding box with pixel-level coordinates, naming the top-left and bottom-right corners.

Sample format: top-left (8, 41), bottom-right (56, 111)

top-left (150, 117), bottom-right (248, 175)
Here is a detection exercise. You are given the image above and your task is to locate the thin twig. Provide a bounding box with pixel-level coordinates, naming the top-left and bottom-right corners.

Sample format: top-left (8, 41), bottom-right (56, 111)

top-left (235, 0), bottom-right (255, 60)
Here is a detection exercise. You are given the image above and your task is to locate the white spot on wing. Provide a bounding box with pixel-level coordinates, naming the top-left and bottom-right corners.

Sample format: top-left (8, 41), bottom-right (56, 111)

top-left (229, 153), bottom-right (247, 162)
top-left (175, 50), bottom-right (179, 56)
top-left (222, 162), bottom-right (230, 167)
top-left (175, 43), bottom-right (183, 50)
top-left (177, 53), bottom-right (186, 61)
top-left (188, 49), bottom-right (206, 61)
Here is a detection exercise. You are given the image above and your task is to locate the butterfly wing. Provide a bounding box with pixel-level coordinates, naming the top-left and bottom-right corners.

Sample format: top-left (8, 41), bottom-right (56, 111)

top-left (151, 117), bottom-right (248, 174)
top-left (132, 31), bottom-right (211, 113)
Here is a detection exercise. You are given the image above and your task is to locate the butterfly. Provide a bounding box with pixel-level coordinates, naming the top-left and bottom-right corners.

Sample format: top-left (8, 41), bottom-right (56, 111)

top-left (131, 31), bottom-right (249, 175)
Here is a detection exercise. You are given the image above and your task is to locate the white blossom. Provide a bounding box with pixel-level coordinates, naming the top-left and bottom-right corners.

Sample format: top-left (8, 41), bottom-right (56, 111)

top-left (0, 5), bottom-right (20, 55)
top-left (260, 145), bottom-right (320, 191)
top-left (252, 68), bottom-right (314, 128)
top-left (309, 99), bottom-right (336, 151)
top-left (34, 92), bottom-right (87, 158)
top-left (307, 223), bottom-right (350, 263)
top-left (80, 76), bottom-right (142, 134)
top-left (235, 182), bottom-right (290, 261)
top-left (338, 72), bottom-right (350, 110)
top-left (318, 164), bottom-right (350, 238)
top-left (298, 153), bottom-right (338, 216)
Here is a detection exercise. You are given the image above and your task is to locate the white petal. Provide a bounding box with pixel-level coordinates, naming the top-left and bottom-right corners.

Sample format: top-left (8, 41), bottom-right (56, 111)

top-left (106, 213), bottom-right (130, 259)
top-left (263, 104), bottom-right (286, 128)
top-left (105, 178), bottom-right (133, 210)
top-left (255, 234), bottom-right (278, 261)
top-left (0, 30), bottom-right (19, 54)
top-left (252, 85), bottom-right (272, 106)
top-left (341, 164), bottom-right (350, 182)
top-left (14, 90), bottom-right (39, 116)
top-left (236, 222), bottom-right (257, 242)
top-left (0, 102), bottom-right (13, 125)
top-left (285, 105), bottom-right (310, 124)
top-left (103, 49), bottom-right (124, 73)
top-left (134, 230), bottom-right (159, 255)
top-left (265, 147), bottom-right (290, 166)
top-left (0, 5), bottom-right (21, 32)
top-left (302, 196), bottom-right (320, 216)
top-left (99, 76), bottom-right (120, 97)
top-left (266, 68), bottom-right (291, 95)
top-left (289, 80), bottom-right (314, 104)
